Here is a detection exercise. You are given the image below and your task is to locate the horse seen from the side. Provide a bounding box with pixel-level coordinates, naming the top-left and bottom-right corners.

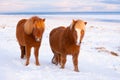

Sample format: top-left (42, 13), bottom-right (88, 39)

top-left (49, 19), bottom-right (87, 72)
top-left (16, 16), bottom-right (45, 66)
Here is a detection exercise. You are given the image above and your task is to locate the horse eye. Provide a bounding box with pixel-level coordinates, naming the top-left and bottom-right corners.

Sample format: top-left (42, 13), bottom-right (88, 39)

top-left (74, 30), bottom-right (77, 34)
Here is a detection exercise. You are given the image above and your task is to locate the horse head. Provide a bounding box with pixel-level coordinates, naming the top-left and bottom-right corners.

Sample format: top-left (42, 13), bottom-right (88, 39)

top-left (24, 16), bottom-right (45, 42)
top-left (70, 19), bottom-right (87, 45)
top-left (32, 17), bottom-right (45, 42)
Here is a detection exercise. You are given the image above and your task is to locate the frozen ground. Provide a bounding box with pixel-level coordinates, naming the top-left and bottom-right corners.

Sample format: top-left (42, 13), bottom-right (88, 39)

top-left (0, 15), bottom-right (120, 80)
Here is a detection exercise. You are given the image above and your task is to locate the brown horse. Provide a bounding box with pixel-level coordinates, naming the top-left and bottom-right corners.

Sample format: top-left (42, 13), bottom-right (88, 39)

top-left (49, 19), bottom-right (87, 72)
top-left (16, 16), bottom-right (45, 66)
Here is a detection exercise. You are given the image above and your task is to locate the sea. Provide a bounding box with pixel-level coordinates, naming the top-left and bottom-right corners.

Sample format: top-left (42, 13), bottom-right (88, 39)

top-left (0, 12), bottom-right (120, 15)
top-left (0, 12), bottom-right (120, 23)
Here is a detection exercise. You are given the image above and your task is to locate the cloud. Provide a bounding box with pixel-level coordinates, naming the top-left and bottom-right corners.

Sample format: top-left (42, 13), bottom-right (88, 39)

top-left (104, 4), bottom-right (119, 11)
top-left (0, 0), bottom-right (119, 12)
top-left (101, 0), bottom-right (120, 4)
top-left (50, 0), bottom-right (120, 12)
top-left (0, 0), bottom-right (29, 12)
top-left (99, 0), bottom-right (120, 11)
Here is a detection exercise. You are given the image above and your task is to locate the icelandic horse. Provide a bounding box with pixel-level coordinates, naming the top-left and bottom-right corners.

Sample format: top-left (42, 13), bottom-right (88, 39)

top-left (49, 19), bottom-right (87, 72)
top-left (16, 16), bottom-right (45, 66)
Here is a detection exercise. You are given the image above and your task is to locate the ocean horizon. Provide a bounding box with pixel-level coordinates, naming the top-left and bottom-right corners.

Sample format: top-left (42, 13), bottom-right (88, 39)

top-left (0, 11), bottom-right (120, 23)
top-left (0, 11), bottom-right (120, 15)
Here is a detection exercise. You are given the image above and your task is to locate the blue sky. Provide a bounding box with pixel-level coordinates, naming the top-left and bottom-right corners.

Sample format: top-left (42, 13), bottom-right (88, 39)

top-left (0, 0), bottom-right (120, 12)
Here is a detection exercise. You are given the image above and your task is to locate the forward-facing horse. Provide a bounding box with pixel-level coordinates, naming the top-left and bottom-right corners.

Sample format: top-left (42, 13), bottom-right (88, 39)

top-left (49, 19), bottom-right (87, 72)
top-left (16, 16), bottom-right (45, 66)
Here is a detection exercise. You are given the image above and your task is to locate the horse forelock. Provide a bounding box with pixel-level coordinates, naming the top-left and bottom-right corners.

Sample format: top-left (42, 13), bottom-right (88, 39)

top-left (75, 28), bottom-right (81, 45)
top-left (34, 19), bottom-right (45, 29)
top-left (32, 18), bottom-right (45, 42)
top-left (32, 27), bottom-right (44, 42)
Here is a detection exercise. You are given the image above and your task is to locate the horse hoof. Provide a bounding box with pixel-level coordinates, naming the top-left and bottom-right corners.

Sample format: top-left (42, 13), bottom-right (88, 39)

top-left (36, 63), bottom-right (40, 66)
top-left (21, 56), bottom-right (26, 59)
top-left (21, 56), bottom-right (24, 59)
top-left (52, 60), bottom-right (58, 65)
top-left (25, 62), bottom-right (29, 66)
top-left (60, 66), bottom-right (64, 69)
top-left (25, 64), bottom-right (29, 66)
top-left (74, 69), bottom-right (80, 72)
top-left (55, 62), bottom-right (58, 65)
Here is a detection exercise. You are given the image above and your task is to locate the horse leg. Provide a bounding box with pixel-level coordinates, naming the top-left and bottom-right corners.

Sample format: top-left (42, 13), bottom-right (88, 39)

top-left (20, 46), bottom-right (25, 59)
top-left (52, 55), bottom-right (57, 65)
top-left (60, 54), bottom-right (66, 69)
top-left (52, 54), bottom-right (59, 65)
top-left (34, 47), bottom-right (40, 66)
top-left (72, 54), bottom-right (79, 72)
top-left (51, 49), bottom-right (59, 65)
top-left (58, 54), bottom-right (61, 65)
top-left (25, 46), bottom-right (31, 66)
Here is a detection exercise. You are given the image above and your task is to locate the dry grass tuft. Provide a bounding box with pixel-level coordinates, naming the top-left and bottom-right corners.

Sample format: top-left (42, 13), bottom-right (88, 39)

top-left (95, 47), bottom-right (119, 56)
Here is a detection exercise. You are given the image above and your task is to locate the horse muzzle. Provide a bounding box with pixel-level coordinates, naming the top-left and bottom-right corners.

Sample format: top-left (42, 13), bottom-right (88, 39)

top-left (35, 38), bottom-right (41, 42)
top-left (76, 41), bottom-right (81, 46)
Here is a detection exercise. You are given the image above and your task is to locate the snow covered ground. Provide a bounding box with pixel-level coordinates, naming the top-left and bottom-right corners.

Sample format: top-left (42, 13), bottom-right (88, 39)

top-left (0, 14), bottom-right (120, 80)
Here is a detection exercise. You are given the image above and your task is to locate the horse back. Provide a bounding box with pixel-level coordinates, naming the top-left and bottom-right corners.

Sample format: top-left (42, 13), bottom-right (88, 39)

top-left (49, 26), bottom-right (66, 52)
top-left (50, 26), bottom-right (65, 36)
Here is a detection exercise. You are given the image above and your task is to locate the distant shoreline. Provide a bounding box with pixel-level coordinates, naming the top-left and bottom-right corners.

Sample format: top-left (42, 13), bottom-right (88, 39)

top-left (0, 12), bottom-right (120, 15)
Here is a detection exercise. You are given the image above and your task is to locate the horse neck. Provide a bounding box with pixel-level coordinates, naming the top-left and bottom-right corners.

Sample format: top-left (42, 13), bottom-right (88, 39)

top-left (63, 27), bottom-right (76, 45)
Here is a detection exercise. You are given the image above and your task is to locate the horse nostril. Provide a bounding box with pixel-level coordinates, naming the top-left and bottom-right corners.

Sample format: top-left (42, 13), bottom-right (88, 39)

top-left (36, 38), bottom-right (41, 42)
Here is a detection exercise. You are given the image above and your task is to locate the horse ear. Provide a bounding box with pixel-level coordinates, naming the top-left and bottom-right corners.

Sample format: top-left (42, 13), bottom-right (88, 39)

top-left (72, 19), bottom-right (76, 29)
top-left (43, 18), bottom-right (45, 22)
top-left (72, 19), bottom-right (76, 23)
top-left (70, 19), bottom-right (76, 30)
top-left (84, 22), bottom-right (87, 25)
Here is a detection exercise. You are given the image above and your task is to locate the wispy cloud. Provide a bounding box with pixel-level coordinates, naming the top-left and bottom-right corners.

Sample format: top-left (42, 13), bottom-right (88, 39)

top-left (0, 0), bottom-right (120, 12)
top-left (0, 0), bottom-right (29, 12)
top-left (101, 0), bottom-right (120, 4)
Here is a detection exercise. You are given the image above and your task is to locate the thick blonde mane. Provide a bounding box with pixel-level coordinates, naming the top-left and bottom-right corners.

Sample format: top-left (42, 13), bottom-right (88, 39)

top-left (24, 16), bottom-right (45, 35)
top-left (69, 19), bottom-right (87, 45)
top-left (74, 19), bottom-right (86, 30)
